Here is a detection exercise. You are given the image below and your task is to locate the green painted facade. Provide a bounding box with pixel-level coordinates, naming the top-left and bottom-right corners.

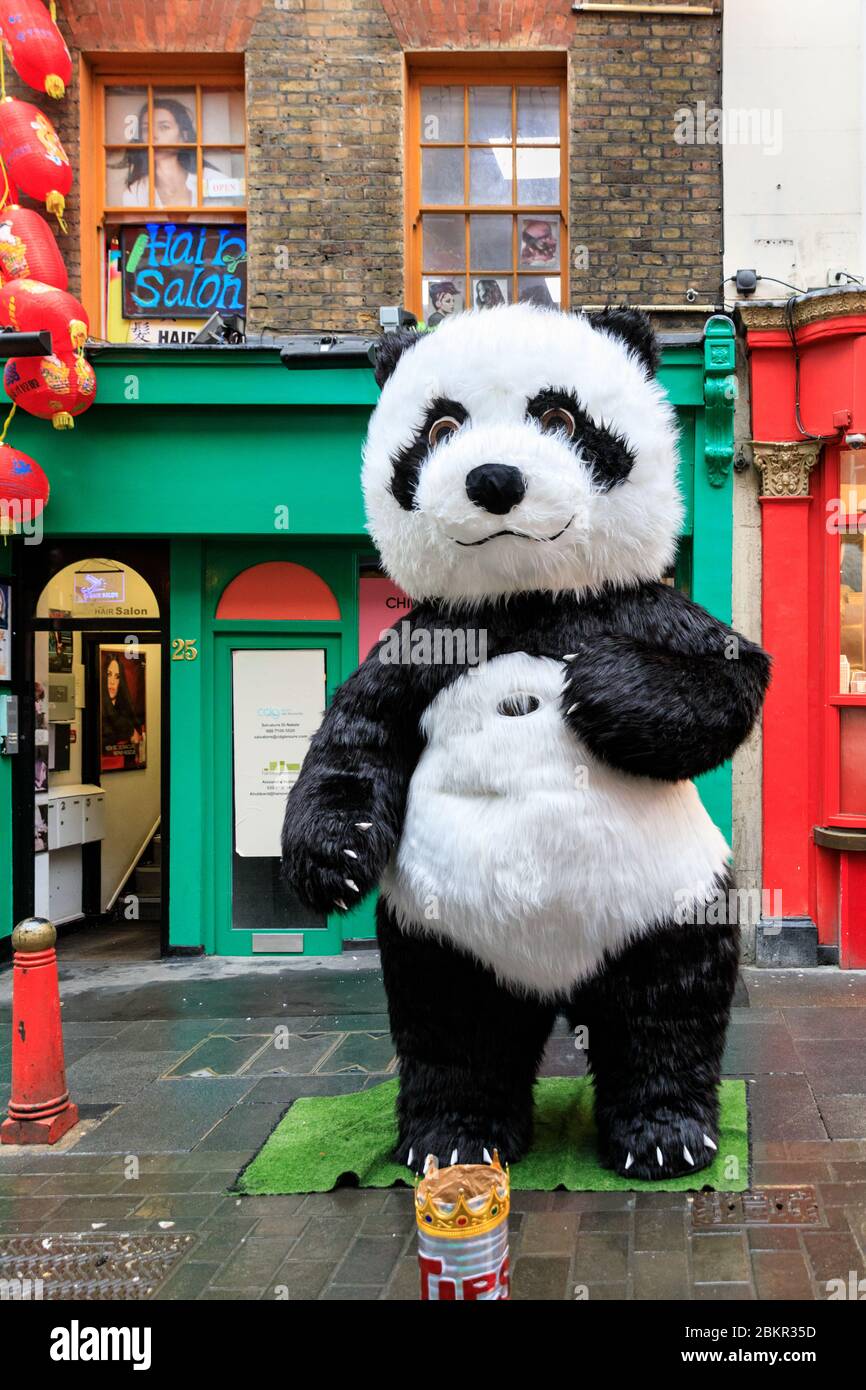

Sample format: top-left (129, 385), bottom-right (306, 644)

top-left (0, 318), bottom-right (737, 955)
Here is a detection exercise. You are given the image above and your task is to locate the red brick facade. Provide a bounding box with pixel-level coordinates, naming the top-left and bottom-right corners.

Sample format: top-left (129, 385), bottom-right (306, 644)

top-left (5, 0), bottom-right (722, 331)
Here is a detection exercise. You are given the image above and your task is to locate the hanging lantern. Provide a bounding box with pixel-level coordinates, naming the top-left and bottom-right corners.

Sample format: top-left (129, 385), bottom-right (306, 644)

top-left (0, 98), bottom-right (71, 226)
top-left (0, 440), bottom-right (48, 531)
top-left (4, 349), bottom-right (96, 429)
top-left (0, 0), bottom-right (72, 98)
top-left (0, 277), bottom-right (87, 352)
top-left (0, 205), bottom-right (67, 288)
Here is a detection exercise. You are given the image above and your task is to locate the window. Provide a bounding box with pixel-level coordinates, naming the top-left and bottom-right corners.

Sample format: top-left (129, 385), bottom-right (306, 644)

top-left (407, 68), bottom-right (567, 324)
top-left (826, 448), bottom-right (866, 823)
top-left (83, 67), bottom-right (246, 342)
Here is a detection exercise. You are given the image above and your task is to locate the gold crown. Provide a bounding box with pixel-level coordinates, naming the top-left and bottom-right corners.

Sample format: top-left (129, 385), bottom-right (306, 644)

top-left (415, 1153), bottom-right (510, 1239)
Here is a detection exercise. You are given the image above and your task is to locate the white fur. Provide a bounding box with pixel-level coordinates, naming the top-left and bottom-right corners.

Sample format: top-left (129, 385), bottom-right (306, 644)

top-left (363, 304), bottom-right (682, 603)
top-left (381, 653), bottom-right (731, 997)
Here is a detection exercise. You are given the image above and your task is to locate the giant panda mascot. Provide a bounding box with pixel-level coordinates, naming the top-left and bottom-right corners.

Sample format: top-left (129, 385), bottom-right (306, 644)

top-left (282, 304), bottom-right (769, 1180)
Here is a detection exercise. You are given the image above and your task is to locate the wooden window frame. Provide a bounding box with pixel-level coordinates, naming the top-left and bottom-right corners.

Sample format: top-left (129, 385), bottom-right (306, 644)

top-left (79, 55), bottom-right (246, 334)
top-left (405, 60), bottom-right (568, 321)
top-left (822, 442), bottom-right (866, 828)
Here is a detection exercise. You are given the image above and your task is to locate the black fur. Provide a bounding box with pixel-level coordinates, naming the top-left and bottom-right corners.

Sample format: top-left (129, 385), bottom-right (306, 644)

top-left (371, 328), bottom-right (420, 388)
top-left (588, 305), bottom-right (660, 378)
top-left (388, 397), bottom-right (468, 511)
top-left (281, 585), bottom-right (769, 1177)
top-left (527, 387), bottom-right (637, 492)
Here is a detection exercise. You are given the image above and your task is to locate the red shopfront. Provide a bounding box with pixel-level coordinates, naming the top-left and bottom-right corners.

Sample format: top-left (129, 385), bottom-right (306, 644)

top-left (744, 288), bottom-right (866, 969)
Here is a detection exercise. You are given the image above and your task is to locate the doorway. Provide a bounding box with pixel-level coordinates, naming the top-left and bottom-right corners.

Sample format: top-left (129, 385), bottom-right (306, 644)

top-left (17, 548), bottom-right (169, 961)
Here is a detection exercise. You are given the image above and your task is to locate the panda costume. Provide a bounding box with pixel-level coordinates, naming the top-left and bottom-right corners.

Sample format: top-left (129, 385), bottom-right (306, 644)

top-left (282, 304), bottom-right (769, 1181)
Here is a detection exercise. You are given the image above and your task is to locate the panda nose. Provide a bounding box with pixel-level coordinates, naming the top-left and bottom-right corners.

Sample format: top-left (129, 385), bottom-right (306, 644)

top-left (465, 464), bottom-right (527, 515)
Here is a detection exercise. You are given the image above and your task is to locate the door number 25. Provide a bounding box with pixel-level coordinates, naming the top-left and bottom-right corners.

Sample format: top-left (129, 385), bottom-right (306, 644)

top-left (171, 638), bottom-right (199, 662)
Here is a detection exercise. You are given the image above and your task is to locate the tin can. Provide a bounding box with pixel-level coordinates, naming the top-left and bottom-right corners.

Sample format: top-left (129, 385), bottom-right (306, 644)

top-left (415, 1153), bottom-right (510, 1300)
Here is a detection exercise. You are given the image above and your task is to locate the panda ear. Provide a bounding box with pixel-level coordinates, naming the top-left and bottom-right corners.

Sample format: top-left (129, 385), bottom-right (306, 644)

top-left (587, 305), bottom-right (660, 378)
top-left (368, 328), bottom-right (421, 389)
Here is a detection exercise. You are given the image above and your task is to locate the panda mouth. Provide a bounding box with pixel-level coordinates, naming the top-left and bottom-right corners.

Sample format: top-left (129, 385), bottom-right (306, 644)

top-left (452, 515), bottom-right (575, 547)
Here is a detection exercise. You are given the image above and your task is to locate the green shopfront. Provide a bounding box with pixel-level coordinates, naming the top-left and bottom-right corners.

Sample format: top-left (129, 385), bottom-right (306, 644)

top-left (0, 317), bottom-right (738, 959)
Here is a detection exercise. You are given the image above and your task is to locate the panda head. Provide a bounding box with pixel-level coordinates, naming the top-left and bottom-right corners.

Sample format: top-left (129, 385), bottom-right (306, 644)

top-left (362, 303), bottom-right (682, 604)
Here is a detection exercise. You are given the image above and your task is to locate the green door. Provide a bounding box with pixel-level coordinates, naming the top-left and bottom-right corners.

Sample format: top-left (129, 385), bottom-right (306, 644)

top-left (213, 631), bottom-right (343, 956)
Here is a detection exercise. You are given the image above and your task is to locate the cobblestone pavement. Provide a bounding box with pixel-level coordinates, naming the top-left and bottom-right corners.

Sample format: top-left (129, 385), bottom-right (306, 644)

top-left (1, 956), bottom-right (865, 1300)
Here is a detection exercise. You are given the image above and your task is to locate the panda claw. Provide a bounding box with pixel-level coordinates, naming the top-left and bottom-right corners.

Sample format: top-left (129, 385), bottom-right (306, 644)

top-left (683, 1146), bottom-right (694, 1166)
top-left (704, 1134), bottom-right (717, 1152)
top-left (344, 848), bottom-right (358, 860)
top-left (562, 653), bottom-right (577, 662)
top-left (624, 1152), bottom-right (633, 1170)
top-left (483, 1148), bottom-right (493, 1164)
top-left (407, 1146), bottom-right (414, 1168)
top-left (423, 1154), bottom-right (437, 1176)
top-left (450, 1148), bottom-right (459, 1166)
top-left (344, 879), bottom-right (359, 893)
top-left (566, 703), bottom-right (578, 715)
top-left (355, 822), bottom-right (372, 830)
top-left (335, 899), bottom-right (348, 912)
top-left (656, 1147), bottom-right (664, 1167)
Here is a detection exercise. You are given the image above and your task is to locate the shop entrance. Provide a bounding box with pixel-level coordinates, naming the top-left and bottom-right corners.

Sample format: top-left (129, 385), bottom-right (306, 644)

top-left (213, 631), bottom-right (343, 956)
top-left (18, 549), bottom-right (168, 962)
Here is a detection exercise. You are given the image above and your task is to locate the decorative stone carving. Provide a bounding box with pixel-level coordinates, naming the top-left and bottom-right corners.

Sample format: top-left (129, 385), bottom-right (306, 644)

top-left (751, 440), bottom-right (823, 498)
top-left (738, 287), bottom-right (866, 334)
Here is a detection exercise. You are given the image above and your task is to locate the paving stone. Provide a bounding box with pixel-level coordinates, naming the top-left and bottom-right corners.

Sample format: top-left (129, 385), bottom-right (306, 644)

top-left (575, 1282), bottom-right (628, 1300)
top-left (332, 1235), bottom-right (402, 1285)
top-left (752, 1161), bottom-right (833, 1184)
top-left (634, 1207), bottom-right (687, 1252)
top-left (519, 1212), bottom-right (581, 1254)
top-left (154, 1259), bottom-right (222, 1299)
top-left (801, 1230), bottom-right (865, 1283)
top-left (813, 1182), bottom-right (866, 1206)
top-left (66, 1079), bottom-right (256, 1154)
top-left (290, 1215), bottom-right (363, 1262)
top-left (793, 1040), bottom-right (866, 1094)
top-left (316, 1031), bottom-right (396, 1075)
top-left (722, 1019), bottom-right (801, 1074)
top-left (0, 1196), bottom-right (63, 1225)
top-left (783, 1008), bottom-right (866, 1041)
top-left (26, 1172), bottom-right (126, 1196)
top-left (239, 1032), bottom-right (343, 1076)
top-left (199, 1286), bottom-right (264, 1301)
top-left (212, 1235), bottom-right (300, 1289)
top-left (751, 1251), bottom-right (816, 1301)
top-left (111, 1172), bottom-right (204, 1195)
top-left (132, 1194), bottom-right (223, 1222)
top-left (749, 1076), bottom-right (827, 1142)
top-left (107, 1020), bottom-right (230, 1052)
top-left (510, 1191), bottom-right (554, 1212)
top-left (359, 1211), bottom-right (414, 1237)
top-left (831, 1162), bottom-right (866, 1181)
top-left (633, 1249), bottom-right (689, 1299)
top-left (572, 1233), bottom-right (630, 1283)
top-left (66, 1051), bottom-right (180, 1103)
top-left (193, 1222), bottom-right (258, 1264)
top-left (815, 1095), bottom-right (866, 1139)
top-left (301, 1189), bottom-right (389, 1215)
top-left (164, 1034), bottom-right (271, 1078)
top-left (383, 1254), bottom-right (421, 1301)
top-left (48, 1193), bottom-right (148, 1222)
top-left (512, 1256), bottom-right (570, 1301)
top-left (240, 1073), bottom-right (369, 1104)
top-left (747, 1226), bottom-right (802, 1251)
top-left (693, 1282), bottom-right (754, 1300)
top-left (311, 1013), bottom-right (391, 1032)
top-left (194, 1100), bottom-right (288, 1153)
top-left (578, 1210), bottom-right (631, 1233)
top-left (321, 1283), bottom-right (378, 1300)
top-left (742, 970), bottom-right (866, 1007)
top-left (691, 1233), bottom-right (750, 1283)
top-left (538, 1035), bottom-right (589, 1076)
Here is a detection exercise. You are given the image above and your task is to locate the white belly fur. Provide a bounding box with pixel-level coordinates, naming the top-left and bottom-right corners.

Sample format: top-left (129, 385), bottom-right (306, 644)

top-left (381, 652), bottom-right (731, 997)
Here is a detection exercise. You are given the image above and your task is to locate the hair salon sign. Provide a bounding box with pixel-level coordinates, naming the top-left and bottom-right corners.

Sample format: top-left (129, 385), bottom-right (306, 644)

top-left (121, 223), bottom-right (247, 319)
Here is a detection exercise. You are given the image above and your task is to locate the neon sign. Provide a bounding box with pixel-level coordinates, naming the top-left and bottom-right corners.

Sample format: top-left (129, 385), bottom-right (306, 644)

top-left (121, 223), bottom-right (247, 320)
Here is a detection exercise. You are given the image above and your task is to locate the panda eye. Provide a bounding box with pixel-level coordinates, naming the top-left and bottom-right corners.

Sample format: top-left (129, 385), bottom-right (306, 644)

top-left (428, 415), bottom-right (462, 447)
top-left (539, 407), bottom-right (576, 439)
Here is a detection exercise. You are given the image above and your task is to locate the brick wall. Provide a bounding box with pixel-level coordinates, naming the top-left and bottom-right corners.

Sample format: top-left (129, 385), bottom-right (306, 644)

top-left (4, 0), bottom-right (721, 331)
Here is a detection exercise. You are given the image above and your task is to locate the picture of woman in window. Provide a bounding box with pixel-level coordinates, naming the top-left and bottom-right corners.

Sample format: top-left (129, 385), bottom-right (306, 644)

top-left (475, 278), bottom-right (507, 310)
top-left (100, 650), bottom-right (147, 772)
top-left (122, 97), bottom-right (198, 208)
top-left (426, 281), bottom-right (461, 326)
top-left (520, 218), bottom-right (558, 268)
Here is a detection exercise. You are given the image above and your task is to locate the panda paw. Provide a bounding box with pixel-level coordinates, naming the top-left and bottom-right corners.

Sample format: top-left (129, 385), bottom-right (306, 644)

top-left (604, 1112), bottom-right (719, 1181)
top-left (397, 1124), bottom-right (528, 1174)
top-left (282, 818), bottom-right (382, 915)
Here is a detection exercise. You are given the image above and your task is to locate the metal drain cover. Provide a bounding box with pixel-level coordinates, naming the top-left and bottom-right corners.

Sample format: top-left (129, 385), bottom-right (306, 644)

top-left (691, 1187), bottom-right (822, 1230)
top-left (0, 1233), bottom-right (195, 1300)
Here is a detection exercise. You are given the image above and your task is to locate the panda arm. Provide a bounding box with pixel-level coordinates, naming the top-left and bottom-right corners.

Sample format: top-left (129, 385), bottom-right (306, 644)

top-left (560, 583), bottom-right (771, 782)
top-left (280, 643), bottom-right (425, 915)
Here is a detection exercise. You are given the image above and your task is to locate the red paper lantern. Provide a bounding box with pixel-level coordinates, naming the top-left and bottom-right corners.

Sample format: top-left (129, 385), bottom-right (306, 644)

top-left (0, 205), bottom-right (67, 288)
top-left (0, 277), bottom-right (87, 351)
top-left (0, 0), bottom-right (72, 98)
top-left (4, 349), bottom-right (96, 428)
top-left (0, 440), bottom-right (48, 531)
top-left (0, 98), bottom-right (71, 224)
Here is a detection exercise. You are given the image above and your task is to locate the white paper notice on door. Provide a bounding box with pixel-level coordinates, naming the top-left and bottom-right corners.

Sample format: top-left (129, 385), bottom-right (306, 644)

top-left (232, 648), bottom-right (326, 858)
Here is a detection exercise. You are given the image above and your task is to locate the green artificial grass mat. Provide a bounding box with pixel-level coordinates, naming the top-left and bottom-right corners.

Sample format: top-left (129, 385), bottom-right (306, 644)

top-left (236, 1076), bottom-right (749, 1195)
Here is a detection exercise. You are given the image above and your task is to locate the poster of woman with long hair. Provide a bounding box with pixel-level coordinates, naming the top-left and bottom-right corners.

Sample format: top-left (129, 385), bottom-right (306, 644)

top-left (100, 647), bottom-right (146, 772)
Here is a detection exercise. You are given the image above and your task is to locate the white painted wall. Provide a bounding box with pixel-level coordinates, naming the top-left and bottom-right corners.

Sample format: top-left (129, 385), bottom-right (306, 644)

top-left (724, 0), bottom-right (863, 297)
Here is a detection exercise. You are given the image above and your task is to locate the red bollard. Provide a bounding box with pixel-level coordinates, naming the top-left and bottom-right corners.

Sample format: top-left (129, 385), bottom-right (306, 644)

top-left (1, 917), bottom-right (79, 1145)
